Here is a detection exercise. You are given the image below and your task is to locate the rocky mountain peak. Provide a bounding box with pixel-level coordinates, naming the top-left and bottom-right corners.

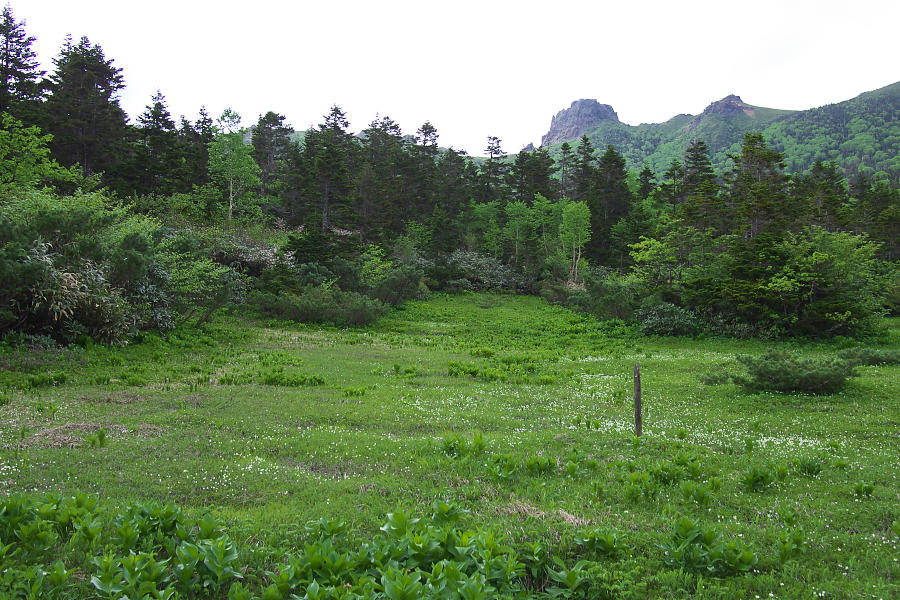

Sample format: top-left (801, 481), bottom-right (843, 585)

top-left (701, 94), bottom-right (755, 117)
top-left (540, 99), bottom-right (619, 147)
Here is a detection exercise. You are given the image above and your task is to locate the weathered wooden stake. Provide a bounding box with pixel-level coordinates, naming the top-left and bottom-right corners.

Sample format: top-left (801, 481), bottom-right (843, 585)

top-left (634, 363), bottom-right (642, 437)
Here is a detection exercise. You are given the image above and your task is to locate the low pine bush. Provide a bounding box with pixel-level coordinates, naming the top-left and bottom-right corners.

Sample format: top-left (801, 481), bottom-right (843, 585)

top-left (636, 303), bottom-right (699, 336)
top-left (837, 347), bottom-right (900, 366)
top-left (732, 350), bottom-right (856, 395)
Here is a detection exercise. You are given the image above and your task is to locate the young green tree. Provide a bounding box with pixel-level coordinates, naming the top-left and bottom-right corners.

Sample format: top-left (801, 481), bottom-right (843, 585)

top-left (502, 200), bottom-right (534, 267)
top-left (208, 108), bottom-right (261, 222)
top-left (0, 112), bottom-right (73, 191)
top-left (559, 200), bottom-right (591, 285)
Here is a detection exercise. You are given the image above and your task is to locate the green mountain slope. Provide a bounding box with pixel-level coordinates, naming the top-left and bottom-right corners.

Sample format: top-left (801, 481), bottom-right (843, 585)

top-left (543, 82), bottom-right (900, 181)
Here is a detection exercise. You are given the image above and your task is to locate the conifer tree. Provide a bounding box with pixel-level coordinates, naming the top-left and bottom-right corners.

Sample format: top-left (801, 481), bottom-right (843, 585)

top-left (250, 111), bottom-right (294, 199)
top-left (726, 133), bottom-right (791, 238)
top-left (0, 5), bottom-right (44, 123)
top-left (572, 135), bottom-right (595, 204)
top-left (679, 140), bottom-right (725, 232)
top-left (590, 144), bottom-right (632, 260)
top-left (305, 105), bottom-right (356, 234)
top-left (131, 90), bottom-right (178, 195)
top-left (45, 36), bottom-right (128, 178)
top-left (508, 146), bottom-right (555, 203)
top-left (637, 164), bottom-right (656, 202)
top-left (179, 106), bottom-right (215, 188)
top-left (558, 141), bottom-right (575, 199)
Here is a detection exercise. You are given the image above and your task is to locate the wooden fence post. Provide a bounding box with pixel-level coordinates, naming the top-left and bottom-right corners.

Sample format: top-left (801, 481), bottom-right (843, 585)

top-left (634, 363), bottom-right (642, 437)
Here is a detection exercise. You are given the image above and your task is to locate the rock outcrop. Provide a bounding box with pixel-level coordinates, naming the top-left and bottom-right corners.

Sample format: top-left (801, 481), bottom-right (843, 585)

top-left (698, 94), bottom-right (755, 118)
top-left (540, 99), bottom-right (619, 147)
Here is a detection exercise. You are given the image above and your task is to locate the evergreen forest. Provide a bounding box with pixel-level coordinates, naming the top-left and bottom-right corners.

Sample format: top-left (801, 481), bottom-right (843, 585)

top-left (1, 6), bottom-right (897, 344)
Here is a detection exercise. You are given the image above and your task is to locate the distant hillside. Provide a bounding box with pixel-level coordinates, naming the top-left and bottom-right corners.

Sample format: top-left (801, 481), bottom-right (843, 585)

top-left (539, 82), bottom-right (900, 181)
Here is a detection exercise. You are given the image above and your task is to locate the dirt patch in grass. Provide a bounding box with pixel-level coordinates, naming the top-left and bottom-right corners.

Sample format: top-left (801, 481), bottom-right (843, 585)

top-left (28, 422), bottom-right (161, 447)
top-left (557, 509), bottom-right (589, 527)
top-left (499, 498), bottom-right (546, 519)
top-left (30, 422), bottom-right (121, 448)
top-left (78, 392), bottom-right (143, 405)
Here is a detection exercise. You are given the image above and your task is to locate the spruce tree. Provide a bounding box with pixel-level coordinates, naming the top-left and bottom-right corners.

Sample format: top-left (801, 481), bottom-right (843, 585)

top-left (679, 140), bottom-right (725, 233)
top-left (0, 5), bottom-right (44, 123)
top-left (131, 90), bottom-right (178, 195)
top-left (573, 135), bottom-right (595, 204)
top-left (45, 36), bottom-right (128, 178)
top-left (557, 141), bottom-right (575, 199)
top-left (590, 144), bottom-right (632, 260)
top-left (251, 111), bottom-right (294, 197)
top-left (726, 133), bottom-right (791, 238)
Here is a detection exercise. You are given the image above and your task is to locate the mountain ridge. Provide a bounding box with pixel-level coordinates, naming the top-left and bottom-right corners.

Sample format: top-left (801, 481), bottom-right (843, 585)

top-left (537, 82), bottom-right (900, 181)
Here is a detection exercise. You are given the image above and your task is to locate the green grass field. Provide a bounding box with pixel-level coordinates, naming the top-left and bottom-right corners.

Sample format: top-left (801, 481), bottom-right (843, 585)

top-left (1, 293), bottom-right (898, 598)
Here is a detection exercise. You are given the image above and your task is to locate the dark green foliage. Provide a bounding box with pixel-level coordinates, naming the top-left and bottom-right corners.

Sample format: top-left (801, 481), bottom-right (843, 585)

top-left (370, 263), bottom-right (425, 306)
top-left (733, 350), bottom-right (857, 395)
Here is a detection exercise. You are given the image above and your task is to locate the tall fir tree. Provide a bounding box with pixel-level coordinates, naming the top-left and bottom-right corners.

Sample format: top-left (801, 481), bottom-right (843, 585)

top-left (478, 135), bottom-right (508, 204)
top-left (251, 111), bottom-right (294, 197)
top-left (508, 146), bottom-right (556, 203)
top-left (790, 160), bottom-right (851, 230)
top-left (359, 115), bottom-right (408, 242)
top-left (637, 164), bottom-right (656, 201)
top-left (726, 133), bottom-right (791, 238)
top-left (130, 90), bottom-right (178, 195)
top-left (45, 35), bottom-right (128, 179)
top-left (0, 5), bottom-right (44, 123)
top-left (590, 144), bottom-right (632, 260)
top-left (304, 105), bottom-right (356, 234)
top-left (178, 106), bottom-right (214, 189)
top-left (572, 135), bottom-right (595, 204)
top-left (557, 141), bottom-right (575, 199)
top-left (679, 140), bottom-right (725, 232)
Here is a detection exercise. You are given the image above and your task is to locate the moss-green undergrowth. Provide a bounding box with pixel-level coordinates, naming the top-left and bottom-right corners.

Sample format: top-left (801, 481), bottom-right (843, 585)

top-left (1, 293), bottom-right (897, 598)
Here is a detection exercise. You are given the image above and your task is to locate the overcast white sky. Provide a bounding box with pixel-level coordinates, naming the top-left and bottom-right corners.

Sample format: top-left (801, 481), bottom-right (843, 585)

top-left (16, 0), bottom-right (900, 155)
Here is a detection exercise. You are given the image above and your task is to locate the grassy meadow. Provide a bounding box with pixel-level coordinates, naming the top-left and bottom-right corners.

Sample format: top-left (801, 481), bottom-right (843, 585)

top-left (1, 293), bottom-right (898, 598)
